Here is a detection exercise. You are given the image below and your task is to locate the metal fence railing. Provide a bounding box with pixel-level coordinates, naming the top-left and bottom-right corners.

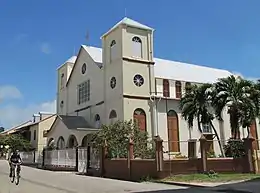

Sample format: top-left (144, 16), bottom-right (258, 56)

top-left (19, 146), bottom-right (100, 173)
top-left (44, 148), bottom-right (76, 167)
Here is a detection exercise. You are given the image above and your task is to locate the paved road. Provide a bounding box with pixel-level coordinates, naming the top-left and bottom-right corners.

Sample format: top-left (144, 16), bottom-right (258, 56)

top-left (0, 160), bottom-right (229, 193)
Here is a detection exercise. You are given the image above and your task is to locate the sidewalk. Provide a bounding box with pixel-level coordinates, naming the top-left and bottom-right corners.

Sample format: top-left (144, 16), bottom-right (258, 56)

top-left (158, 179), bottom-right (245, 187)
top-left (157, 180), bottom-right (257, 193)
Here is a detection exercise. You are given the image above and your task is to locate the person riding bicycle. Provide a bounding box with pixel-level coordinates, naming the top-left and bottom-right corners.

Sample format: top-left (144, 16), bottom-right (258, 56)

top-left (8, 150), bottom-right (22, 177)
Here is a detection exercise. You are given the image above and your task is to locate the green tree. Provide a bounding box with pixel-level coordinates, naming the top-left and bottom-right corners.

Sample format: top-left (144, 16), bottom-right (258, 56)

top-left (0, 134), bottom-right (32, 151)
top-left (212, 75), bottom-right (254, 139)
top-left (92, 120), bottom-right (155, 159)
top-left (179, 83), bottom-right (225, 156)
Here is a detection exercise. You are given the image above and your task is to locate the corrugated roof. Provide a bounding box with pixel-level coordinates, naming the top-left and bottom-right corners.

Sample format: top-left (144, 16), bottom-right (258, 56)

top-left (59, 115), bottom-right (92, 129)
top-left (80, 46), bottom-right (232, 83)
top-left (102, 17), bottom-right (153, 38)
top-left (154, 58), bottom-right (232, 83)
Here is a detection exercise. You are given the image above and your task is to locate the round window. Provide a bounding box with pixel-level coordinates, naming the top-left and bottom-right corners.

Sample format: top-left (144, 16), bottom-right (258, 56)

top-left (110, 77), bottom-right (116, 89)
top-left (133, 74), bottom-right (144, 87)
top-left (60, 100), bottom-right (64, 108)
top-left (81, 63), bottom-right (87, 74)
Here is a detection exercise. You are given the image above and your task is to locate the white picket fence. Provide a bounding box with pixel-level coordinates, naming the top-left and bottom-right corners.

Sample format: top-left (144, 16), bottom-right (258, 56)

top-left (45, 149), bottom-right (76, 168)
top-left (20, 151), bottom-right (35, 164)
top-left (19, 147), bottom-right (100, 173)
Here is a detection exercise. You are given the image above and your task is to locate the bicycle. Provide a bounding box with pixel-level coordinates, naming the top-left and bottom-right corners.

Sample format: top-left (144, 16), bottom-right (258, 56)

top-left (10, 162), bottom-right (21, 185)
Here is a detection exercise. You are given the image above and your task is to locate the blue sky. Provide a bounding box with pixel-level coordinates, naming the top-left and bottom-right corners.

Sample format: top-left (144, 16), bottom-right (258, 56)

top-left (0, 0), bottom-right (259, 127)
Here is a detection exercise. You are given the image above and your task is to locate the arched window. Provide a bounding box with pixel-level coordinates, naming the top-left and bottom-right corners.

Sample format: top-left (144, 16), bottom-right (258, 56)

top-left (133, 108), bottom-right (146, 131)
top-left (47, 138), bottom-right (54, 147)
top-left (67, 135), bottom-right (78, 148)
top-left (167, 110), bottom-right (179, 152)
top-left (110, 40), bottom-right (116, 62)
top-left (163, 79), bottom-right (170, 97)
top-left (60, 73), bottom-right (65, 90)
top-left (57, 136), bottom-right (65, 149)
top-left (94, 114), bottom-right (101, 128)
top-left (109, 110), bottom-right (117, 124)
top-left (175, 81), bottom-right (182, 98)
top-left (132, 36), bottom-right (142, 58)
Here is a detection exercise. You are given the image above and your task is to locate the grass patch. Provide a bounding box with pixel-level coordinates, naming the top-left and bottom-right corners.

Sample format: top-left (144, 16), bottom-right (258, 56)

top-left (162, 173), bottom-right (260, 183)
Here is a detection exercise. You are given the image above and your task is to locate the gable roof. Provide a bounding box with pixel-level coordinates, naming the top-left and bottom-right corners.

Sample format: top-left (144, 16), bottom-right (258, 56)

top-left (154, 58), bottom-right (232, 83)
top-left (66, 56), bottom-right (77, 64)
top-left (66, 45), bottom-right (103, 87)
top-left (57, 56), bottom-right (77, 70)
top-left (82, 46), bottom-right (102, 63)
top-left (69, 46), bottom-right (232, 84)
top-left (45, 115), bottom-right (97, 137)
top-left (101, 17), bottom-right (154, 38)
top-left (1, 120), bottom-right (32, 135)
top-left (29, 114), bottom-right (56, 127)
top-left (59, 115), bottom-right (92, 129)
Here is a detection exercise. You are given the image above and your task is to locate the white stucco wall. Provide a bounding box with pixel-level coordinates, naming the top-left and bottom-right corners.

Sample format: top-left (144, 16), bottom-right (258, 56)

top-left (47, 120), bottom-right (96, 148)
top-left (66, 47), bottom-right (104, 121)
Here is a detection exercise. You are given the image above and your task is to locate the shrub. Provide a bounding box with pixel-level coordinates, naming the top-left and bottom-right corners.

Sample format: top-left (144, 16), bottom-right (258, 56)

top-left (207, 150), bottom-right (216, 158)
top-left (93, 120), bottom-right (155, 159)
top-left (224, 139), bottom-right (245, 158)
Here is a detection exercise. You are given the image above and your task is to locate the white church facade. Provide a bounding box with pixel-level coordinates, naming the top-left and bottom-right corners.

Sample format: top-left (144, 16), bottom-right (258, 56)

top-left (46, 17), bottom-right (260, 156)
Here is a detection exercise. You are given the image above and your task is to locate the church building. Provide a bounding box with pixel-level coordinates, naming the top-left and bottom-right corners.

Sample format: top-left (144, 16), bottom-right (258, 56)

top-left (46, 17), bottom-right (259, 157)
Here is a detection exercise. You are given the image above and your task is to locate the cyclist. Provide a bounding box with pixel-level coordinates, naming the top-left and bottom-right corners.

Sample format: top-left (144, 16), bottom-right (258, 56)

top-left (8, 150), bottom-right (22, 177)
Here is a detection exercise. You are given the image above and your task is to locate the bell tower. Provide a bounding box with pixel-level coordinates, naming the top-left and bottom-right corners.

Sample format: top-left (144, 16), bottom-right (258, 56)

top-left (101, 18), bottom-right (155, 133)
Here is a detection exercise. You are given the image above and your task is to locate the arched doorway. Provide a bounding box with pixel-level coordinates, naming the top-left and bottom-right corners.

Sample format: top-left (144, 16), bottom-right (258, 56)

top-left (133, 108), bottom-right (146, 131)
top-left (167, 110), bottom-right (180, 152)
top-left (250, 120), bottom-right (259, 150)
top-left (67, 135), bottom-right (78, 148)
top-left (81, 134), bottom-right (94, 147)
top-left (47, 138), bottom-right (54, 147)
top-left (57, 136), bottom-right (65, 149)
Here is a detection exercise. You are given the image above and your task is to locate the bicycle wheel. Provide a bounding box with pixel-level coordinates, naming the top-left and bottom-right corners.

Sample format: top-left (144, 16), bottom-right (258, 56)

top-left (10, 170), bottom-right (15, 183)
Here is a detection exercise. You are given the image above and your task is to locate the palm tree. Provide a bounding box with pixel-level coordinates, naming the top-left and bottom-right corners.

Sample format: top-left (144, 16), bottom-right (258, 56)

top-left (212, 75), bottom-right (254, 139)
top-left (180, 83), bottom-right (224, 156)
top-left (240, 80), bottom-right (260, 136)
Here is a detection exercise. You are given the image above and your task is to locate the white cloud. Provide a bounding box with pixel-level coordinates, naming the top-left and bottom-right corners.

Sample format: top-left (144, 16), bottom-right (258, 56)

top-left (0, 85), bottom-right (22, 101)
top-left (40, 42), bottom-right (51, 54)
top-left (0, 100), bottom-right (56, 129)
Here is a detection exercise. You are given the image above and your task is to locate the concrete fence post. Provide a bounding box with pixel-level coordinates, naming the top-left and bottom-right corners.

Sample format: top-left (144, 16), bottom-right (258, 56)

top-left (243, 134), bottom-right (255, 173)
top-left (42, 148), bottom-right (45, 168)
top-left (199, 135), bottom-right (207, 173)
top-left (188, 139), bottom-right (197, 159)
top-left (75, 147), bottom-right (79, 172)
top-left (33, 150), bottom-right (36, 163)
top-left (128, 138), bottom-right (134, 180)
top-left (154, 136), bottom-right (163, 172)
top-left (100, 145), bottom-right (107, 177)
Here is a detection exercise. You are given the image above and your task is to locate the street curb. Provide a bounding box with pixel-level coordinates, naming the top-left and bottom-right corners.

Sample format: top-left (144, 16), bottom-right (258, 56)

top-left (152, 180), bottom-right (208, 188)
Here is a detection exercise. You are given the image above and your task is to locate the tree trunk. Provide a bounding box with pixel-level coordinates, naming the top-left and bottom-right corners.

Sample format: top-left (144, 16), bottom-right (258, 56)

top-left (197, 115), bottom-right (202, 133)
top-left (247, 126), bottom-right (250, 137)
top-left (210, 121), bottom-right (225, 157)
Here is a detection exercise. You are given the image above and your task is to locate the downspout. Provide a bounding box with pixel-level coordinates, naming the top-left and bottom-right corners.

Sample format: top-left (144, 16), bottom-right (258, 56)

top-left (147, 32), bottom-right (157, 137)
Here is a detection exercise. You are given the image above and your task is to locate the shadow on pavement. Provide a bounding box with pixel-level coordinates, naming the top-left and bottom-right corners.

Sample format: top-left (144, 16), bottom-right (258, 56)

top-left (132, 178), bottom-right (260, 193)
